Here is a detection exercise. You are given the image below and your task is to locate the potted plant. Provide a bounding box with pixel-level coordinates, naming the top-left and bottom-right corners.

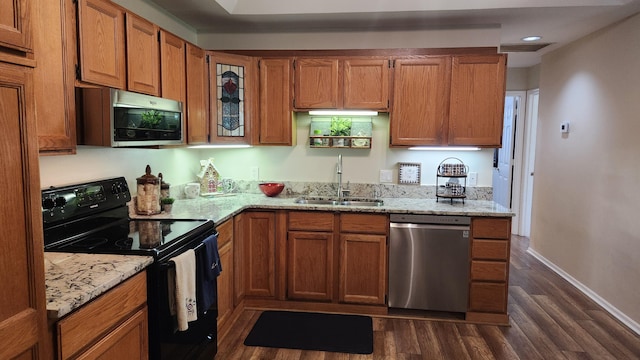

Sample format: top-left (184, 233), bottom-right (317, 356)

top-left (140, 110), bottom-right (162, 129)
top-left (330, 117), bottom-right (352, 146)
top-left (161, 197), bottom-right (175, 213)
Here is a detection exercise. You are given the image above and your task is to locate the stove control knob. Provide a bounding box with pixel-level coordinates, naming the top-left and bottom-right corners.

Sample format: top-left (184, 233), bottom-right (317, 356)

top-left (54, 196), bottom-right (66, 207)
top-left (42, 198), bottom-right (55, 210)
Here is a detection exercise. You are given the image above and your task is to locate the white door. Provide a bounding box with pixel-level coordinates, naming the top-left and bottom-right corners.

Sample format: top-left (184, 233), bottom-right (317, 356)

top-left (519, 89), bottom-right (539, 237)
top-left (492, 95), bottom-right (518, 209)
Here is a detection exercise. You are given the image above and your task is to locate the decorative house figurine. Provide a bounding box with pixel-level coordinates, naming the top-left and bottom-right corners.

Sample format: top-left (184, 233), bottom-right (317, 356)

top-left (197, 158), bottom-right (222, 195)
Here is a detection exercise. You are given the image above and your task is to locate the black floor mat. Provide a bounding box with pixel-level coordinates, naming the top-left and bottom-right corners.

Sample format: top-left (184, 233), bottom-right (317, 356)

top-left (243, 310), bottom-right (373, 354)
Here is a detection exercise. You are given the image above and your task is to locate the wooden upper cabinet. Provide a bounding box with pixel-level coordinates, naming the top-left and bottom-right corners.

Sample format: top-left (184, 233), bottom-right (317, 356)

top-left (258, 58), bottom-right (293, 145)
top-left (0, 0), bottom-right (32, 52)
top-left (126, 13), bottom-right (160, 96)
top-left (33, 0), bottom-right (76, 154)
top-left (208, 51), bottom-right (255, 145)
top-left (449, 54), bottom-right (507, 147)
top-left (160, 30), bottom-right (186, 104)
top-left (390, 56), bottom-right (451, 146)
top-left (77, 0), bottom-right (126, 89)
top-left (186, 44), bottom-right (209, 144)
top-left (343, 58), bottom-right (389, 110)
top-left (0, 62), bottom-right (47, 360)
top-left (294, 58), bottom-right (340, 109)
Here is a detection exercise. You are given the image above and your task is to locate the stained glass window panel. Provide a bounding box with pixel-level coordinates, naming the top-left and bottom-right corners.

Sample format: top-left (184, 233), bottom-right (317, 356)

top-left (216, 63), bottom-right (245, 137)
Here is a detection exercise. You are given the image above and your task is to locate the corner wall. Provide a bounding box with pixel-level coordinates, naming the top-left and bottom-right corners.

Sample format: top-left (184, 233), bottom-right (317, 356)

top-left (532, 13), bottom-right (640, 327)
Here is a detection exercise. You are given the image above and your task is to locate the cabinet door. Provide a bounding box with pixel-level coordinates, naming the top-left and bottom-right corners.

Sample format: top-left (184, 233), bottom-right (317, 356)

top-left (126, 13), bottom-right (160, 96)
top-left (76, 308), bottom-right (148, 360)
top-left (294, 58), bottom-right (339, 109)
top-left (449, 54), bottom-right (506, 147)
top-left (243, 211), bottom-right (276, 298)
top-left (343, 58), bottom-right (389, 110)
top-left (217, 240), bottom-right (234, 330)
top-left (258, 58), bottom-right (293, 145)
top-left (33, 0), bottom-right (76, 154)
top-left (0, 63), bottom-right (47, 360)
top-left (287, 231), bottom-right (334, 301)
top-left (208, 51), bottom-right (255, 145)
top-left (186, 44), bottom-right (209, 144)
top-left (339, 233), bottom-right (386, 305)
top-left (160, 30), bottom-right (186, 104)
top-left (77, 0), bottom-right (126, 89)
top-left (390, 57), bottom-right (451, 146)
top-left (0, 0), bottom-right (32, 52)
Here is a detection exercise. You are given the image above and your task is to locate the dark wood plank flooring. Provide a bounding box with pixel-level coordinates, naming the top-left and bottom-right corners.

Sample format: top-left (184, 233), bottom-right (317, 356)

top-left (215, 235), bottom-right (640, 359)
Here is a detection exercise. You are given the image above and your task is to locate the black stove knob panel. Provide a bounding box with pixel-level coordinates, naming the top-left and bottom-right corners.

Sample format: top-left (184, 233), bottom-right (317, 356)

top-left (42, 197), bottom-right (55, 210)
top-left (54, 196), bottom-right (67, 207)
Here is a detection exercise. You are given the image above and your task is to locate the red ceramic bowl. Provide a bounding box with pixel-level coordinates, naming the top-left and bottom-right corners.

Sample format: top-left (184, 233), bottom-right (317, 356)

top-left (259, 182), bottom-right (285, 197)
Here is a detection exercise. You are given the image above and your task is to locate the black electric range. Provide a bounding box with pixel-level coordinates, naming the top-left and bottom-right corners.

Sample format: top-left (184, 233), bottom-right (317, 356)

top-left (42, 177), bottom-right (219, 360)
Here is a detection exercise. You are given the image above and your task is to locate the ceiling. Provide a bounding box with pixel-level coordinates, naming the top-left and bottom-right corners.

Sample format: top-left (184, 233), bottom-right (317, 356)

top-left (147, 0), bottom-right (640, 67)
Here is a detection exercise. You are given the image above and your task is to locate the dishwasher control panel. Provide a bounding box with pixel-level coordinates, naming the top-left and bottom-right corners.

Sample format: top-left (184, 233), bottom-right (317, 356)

top-left (390, 214), bottom-right (470, 225)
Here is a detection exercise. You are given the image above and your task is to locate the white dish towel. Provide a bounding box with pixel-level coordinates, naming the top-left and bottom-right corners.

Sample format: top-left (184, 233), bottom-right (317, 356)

top-left (168, 249), bottom-right (198, 331)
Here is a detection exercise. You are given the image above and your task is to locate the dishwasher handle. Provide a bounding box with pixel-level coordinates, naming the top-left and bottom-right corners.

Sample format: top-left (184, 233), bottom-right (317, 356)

top-left (390, 222), bottom-right (470, 231)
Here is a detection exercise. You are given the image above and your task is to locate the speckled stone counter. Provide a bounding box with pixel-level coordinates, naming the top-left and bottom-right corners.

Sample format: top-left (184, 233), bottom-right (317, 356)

top-left (44, 252), bottom-right (153, 319)
top-left (132, 193), bottom-right (513, 225)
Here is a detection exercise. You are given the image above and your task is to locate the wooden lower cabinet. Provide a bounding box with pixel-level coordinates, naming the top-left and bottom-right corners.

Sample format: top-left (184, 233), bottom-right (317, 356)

top-left (56, 271), bottom-right (148, 359)
top-left (286, 211), bottom-right (388, 306)
top-left (216, 219), bottom-right (234, 334)
top-left (243, 211), bottom-right (277, 298)
top-left (339, 233), bottom-right (386, 305)
top-left (287, 231), bottom-right (334, 301)
top-left (467, 217), bottom-right (512, 324)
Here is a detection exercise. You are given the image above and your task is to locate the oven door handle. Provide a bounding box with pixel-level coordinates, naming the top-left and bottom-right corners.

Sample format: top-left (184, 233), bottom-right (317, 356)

top-left (158, 240), bottom-right (209, 269)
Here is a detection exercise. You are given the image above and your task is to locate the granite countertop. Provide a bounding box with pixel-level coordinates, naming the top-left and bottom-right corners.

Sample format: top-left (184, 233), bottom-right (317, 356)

top-left (133, 193), bottom-right (514, 226)
top-left (45, 252), bottom-right (153, 319)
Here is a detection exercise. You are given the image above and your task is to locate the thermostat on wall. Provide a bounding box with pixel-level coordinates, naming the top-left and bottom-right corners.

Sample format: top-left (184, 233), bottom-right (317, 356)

top-left (561, 121), bottom-right (570, 133)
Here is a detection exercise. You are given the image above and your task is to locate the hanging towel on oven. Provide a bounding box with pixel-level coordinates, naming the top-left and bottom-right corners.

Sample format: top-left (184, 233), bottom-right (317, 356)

top-left (199, 233), bottom-right (222, 312)
top-left (168, 249), bottom-right (198, 331)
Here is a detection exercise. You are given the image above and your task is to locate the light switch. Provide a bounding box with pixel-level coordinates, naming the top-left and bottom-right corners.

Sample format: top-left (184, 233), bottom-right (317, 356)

top-left (379, 169), bottom-right (393, 183)
top-left (468, 172), bottom-right (478, 186)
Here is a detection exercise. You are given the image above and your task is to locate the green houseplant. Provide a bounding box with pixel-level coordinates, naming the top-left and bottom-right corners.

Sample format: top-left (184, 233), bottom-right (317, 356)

top-left (140, 110), bottom-right (162, 128)
top-left (161, 197), bottom-right (175, 213)
top-left (329, 117), bottom-right (352, 136)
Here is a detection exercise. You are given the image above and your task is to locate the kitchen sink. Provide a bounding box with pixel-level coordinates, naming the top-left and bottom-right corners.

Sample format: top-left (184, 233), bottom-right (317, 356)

top-left (294, 197), bottom-right (384, 207)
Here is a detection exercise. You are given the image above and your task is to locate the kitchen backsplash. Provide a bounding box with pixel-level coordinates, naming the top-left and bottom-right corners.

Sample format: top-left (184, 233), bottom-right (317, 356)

top-left (169, 180), bottom-right (492, 200)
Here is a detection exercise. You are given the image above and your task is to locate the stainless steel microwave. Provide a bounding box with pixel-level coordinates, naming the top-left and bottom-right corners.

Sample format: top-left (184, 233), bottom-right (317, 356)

top-left (79, 88), bottom-right (184, 147)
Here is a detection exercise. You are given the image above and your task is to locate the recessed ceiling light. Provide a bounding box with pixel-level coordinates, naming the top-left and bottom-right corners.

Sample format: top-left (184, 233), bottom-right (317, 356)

top-left (521, 36), bottom-right (542, 42)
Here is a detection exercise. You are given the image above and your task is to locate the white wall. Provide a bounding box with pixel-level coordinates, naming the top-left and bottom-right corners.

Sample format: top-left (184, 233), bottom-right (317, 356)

top-left (532, 13), bottom-right (640, 326)
top-left (196, 113), bottom-right (494, 185)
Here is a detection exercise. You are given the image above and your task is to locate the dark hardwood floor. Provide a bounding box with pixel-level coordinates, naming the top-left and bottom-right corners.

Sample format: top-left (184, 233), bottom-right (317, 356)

top-left (216, 235), bottom-right (640, 359)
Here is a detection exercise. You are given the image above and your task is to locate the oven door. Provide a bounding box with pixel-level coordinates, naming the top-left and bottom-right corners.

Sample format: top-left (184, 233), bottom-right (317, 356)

top-left (149, 231), bottom-right (219, 360)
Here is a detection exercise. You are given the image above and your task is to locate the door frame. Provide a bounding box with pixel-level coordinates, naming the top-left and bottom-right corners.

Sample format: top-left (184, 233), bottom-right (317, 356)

top-left (516, 89), bottom-right (539, 236)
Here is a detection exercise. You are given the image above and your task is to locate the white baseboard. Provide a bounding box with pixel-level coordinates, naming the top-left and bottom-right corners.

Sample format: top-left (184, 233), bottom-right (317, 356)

top-left (526, 248), bottom-right (640, 335)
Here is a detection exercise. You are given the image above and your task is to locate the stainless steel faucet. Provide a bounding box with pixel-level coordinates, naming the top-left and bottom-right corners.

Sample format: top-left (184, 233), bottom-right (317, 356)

top-left (336, 154), bottom-right (343, 199)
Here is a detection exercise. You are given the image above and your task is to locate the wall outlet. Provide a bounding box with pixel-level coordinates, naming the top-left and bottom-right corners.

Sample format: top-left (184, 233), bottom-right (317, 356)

top-left (379, 169), bottom-right (393, 183)
top-left (250, 166), bottom-right (260, 180)
top-left (468, 172), bottom-right (478, 186)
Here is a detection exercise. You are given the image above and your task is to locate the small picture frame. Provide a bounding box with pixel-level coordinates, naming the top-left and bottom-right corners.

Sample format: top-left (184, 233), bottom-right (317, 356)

top-left (398, 162), bottom-right (421, 185)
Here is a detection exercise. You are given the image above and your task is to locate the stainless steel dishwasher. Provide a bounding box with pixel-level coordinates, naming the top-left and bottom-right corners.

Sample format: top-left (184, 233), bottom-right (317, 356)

top-left (388, 214), bottom-right (470, 313)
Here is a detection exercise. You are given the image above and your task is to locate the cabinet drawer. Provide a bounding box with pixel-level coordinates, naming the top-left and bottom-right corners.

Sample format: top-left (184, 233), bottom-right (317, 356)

top-left (58, 271), bottom-right (147, 359)
top-left (289, 211), bottom-right (334, 231)
top-left (217, 219), bottom-right (233, 248)
top-left (472, 239), bottom-right (509, 260)
top-left (340, 213), bottom-right (387, 234)
top-left (471, 261), bottom-right (508, 281)
top-left (468, 282), bottom-right (507, 313)
top-left (472, 218), bottom-right (511, 239)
